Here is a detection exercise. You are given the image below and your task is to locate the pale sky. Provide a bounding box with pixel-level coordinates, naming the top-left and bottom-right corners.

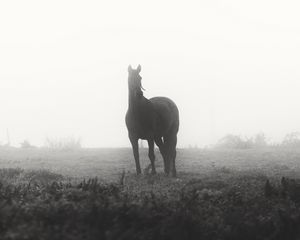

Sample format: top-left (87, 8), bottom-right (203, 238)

top-left (0, 0), bottom-right (300, 147)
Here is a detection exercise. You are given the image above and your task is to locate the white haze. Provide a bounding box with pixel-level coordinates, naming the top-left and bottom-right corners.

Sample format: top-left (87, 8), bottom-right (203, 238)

top-left (0, 0), bottom-right (299, 147)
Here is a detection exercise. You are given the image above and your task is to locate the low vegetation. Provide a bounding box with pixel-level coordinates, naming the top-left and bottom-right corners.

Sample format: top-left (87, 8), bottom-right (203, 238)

top-left (1, 166), bottom-right (300, 240)
top-left (44, 137), bottom-right (82, 151)
top-left (214, 132), bottom-right (300, 149)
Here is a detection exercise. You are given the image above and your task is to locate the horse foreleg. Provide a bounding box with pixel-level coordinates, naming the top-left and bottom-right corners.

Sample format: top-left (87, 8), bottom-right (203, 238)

top-left (129, 135), bottom-right (141, 175)
top-left (147, 139), bottom-right (156, 174)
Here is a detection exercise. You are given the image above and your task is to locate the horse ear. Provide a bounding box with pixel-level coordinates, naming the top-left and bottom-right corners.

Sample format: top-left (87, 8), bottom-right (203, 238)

top-left (128, 65), bottom-right (132, 72)
top-left (137, 64), bottom-right (141, 73)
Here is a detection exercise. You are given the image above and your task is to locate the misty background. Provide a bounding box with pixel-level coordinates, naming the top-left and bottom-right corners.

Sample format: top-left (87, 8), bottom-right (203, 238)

top-left (0, 0), bottom-right (299, 148)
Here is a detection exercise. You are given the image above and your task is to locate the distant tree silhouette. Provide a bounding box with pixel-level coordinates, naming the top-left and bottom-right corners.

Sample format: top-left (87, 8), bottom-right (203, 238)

top-left (20, 140), bottom-right (34, 148)
top-left (282, 132), bottom-right (300, 148)
top-left (253, 133), bottom-right (267, 148)
top-left (215, 134), bottom-right (253, 149)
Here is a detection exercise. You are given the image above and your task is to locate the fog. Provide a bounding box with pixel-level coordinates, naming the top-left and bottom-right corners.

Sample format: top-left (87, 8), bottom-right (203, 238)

top-left (0, 0), bottom-right (299, 147)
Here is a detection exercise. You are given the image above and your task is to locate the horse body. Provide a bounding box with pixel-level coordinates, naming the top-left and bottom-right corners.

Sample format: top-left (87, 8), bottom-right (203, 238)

top-left (149, 97), bottom-right (179, 137)
top-left (125, 65), bottom-right (179, 177)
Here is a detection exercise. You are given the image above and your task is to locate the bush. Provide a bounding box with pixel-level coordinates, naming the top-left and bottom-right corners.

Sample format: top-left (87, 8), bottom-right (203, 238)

top-left (1, 169), bottom-right (300, 240)
top-left (20, 140), bottom-right (36, 149)
top-left (44, 137), bottom-right (82, 151)
top-left (214, 134), bottom-right (254, 149)
top-left (214, 133), bottom-right (268, 149)
top-left (253, 133), bottom-right (267, 148)
top-left (281, 132), bottom-right (300, 148)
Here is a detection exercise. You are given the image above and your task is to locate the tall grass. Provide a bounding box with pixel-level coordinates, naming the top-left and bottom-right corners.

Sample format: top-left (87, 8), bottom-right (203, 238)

top-left (1, 168), bottom-right (300, 239)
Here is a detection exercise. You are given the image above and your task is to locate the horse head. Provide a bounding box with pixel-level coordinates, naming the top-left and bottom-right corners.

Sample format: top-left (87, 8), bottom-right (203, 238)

top-left (128, 65), bottom-right (145, 97)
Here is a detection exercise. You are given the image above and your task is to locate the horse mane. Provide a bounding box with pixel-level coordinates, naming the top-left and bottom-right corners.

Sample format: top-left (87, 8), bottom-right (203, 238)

top-left (136, 91), bottom-right (144, 98)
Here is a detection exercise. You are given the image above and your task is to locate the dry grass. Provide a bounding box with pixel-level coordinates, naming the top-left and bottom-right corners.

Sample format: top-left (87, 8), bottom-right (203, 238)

top-left (0, 147), bottom-right (299, 180)
top-left (1, 148), bottom-right (300, 239)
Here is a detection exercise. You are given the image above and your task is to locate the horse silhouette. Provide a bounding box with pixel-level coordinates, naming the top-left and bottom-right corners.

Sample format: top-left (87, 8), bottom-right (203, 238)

top-left (125, 65), bottom-right (179, 177)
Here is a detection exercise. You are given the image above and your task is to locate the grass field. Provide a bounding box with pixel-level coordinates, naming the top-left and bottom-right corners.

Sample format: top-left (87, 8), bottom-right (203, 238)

top-left (1, 147), bottom-right (300, 239)
top-left (0, 147), bottom-right (300, 180)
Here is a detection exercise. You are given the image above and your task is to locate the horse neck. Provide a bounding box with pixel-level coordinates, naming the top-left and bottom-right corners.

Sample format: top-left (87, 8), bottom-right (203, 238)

top-left (128, 88), bottom-right (144, 113)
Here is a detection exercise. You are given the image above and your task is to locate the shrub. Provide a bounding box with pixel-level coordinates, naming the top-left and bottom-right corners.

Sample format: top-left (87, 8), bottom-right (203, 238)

top-left (20, 140), bottom-right (36, 149)
top-left (214, 133), bottom-right (268, 149)
top-left (281, 132), bottom-right (300, 148)
top-left (44, 137), bottom-right (82, 151)
top-left (2, 169), bottom-right (300, 240)
top-left (253, 133), bottom-right (267, 148)
top-left (214, 134), bottom-right (254, 149)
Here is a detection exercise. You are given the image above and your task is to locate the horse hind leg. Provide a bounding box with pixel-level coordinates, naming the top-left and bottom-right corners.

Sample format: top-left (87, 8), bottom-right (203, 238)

top-left (154, 137), bottom-right (169, 174)
top-left (164, 134), bottom-right (177, 177)
top-left (170, 146), bottom-right (177, 177)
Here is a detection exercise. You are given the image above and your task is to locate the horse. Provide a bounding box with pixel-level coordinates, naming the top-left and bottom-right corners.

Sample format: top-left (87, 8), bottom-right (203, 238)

top-left (125, 65), bottom-right (179, 177)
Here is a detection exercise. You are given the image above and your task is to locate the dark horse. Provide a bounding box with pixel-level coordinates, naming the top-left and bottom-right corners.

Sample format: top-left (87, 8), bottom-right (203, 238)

top-left (125, 65), bottom-right (179, 177)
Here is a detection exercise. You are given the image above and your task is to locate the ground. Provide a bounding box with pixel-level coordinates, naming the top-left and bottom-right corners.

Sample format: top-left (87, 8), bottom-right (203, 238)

top-left (1, 147), bottom-right (300, 239)
top-left (1, 147), bottom-right (299, 179)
